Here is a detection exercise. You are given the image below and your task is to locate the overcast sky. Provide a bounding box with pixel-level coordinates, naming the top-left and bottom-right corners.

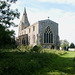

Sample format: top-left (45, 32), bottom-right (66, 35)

top-left (11, 0), bottom-right (75, 44)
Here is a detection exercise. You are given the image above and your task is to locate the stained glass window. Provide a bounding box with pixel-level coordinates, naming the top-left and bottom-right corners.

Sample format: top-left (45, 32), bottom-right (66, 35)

top-left (44, 26), bottom-right (53, 43)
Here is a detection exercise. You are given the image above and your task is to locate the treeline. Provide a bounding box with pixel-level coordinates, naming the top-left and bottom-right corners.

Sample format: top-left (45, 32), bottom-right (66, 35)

top-left (60, 40), bottom-right (75, 50)
top-left (69, 43), bottom-right (75, 48)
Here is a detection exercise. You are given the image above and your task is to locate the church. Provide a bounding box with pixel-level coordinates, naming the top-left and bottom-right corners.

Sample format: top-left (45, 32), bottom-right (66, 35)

top-left (17, 8), bottom-right (60, 49)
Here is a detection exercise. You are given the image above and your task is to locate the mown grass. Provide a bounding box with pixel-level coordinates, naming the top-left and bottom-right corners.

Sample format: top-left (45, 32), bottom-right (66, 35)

top-left (0, 49), bottom-right (75, 75)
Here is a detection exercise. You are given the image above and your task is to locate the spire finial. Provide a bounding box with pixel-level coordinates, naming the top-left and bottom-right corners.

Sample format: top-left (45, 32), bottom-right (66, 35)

top-left (23, 7), bottom-right (26, 15)
top-left (24, 7), bottom-right (26, 12)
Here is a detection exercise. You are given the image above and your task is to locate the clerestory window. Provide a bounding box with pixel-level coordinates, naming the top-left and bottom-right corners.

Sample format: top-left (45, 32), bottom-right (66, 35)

top-left (33, 26), bottom-right (35, 31)
top-left (33, 35), bottom-right (35, 43)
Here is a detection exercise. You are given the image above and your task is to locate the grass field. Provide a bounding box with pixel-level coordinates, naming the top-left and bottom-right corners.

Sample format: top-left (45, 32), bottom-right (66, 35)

top-left (0, 49), bottom-right (75, 75)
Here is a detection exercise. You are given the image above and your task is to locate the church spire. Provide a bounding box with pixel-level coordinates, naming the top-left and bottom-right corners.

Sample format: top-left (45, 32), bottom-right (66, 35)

top-left (23, 8), bottom-right (26, 15)
top-left (21, 8), bottom-right (30, 29)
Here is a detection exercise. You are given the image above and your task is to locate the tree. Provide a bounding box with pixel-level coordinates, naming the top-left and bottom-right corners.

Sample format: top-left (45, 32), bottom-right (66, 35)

top-left (60, 40), bottom-right (69, 50)
top-left (69, 43), bottom-right (75, 48)
top-left (0, 0), bottom-right (20, 48)
top-left (0, 0), bottom-right (19, 27)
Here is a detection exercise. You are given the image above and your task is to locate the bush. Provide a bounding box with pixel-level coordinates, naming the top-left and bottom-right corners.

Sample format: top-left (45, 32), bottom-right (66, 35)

top-left (69, 43), bottom-right (75, 48)
top-left (17, 45), bottom-right (33, 52)
top-left (25, 45), bottom-right (33, 52)
top-left (0, 44), bottom-right (14, 49)
top-left (17, 45), bottom-right (43, 53)
top-left (73, 57), bottom-right (75, 62)
top-left (31, 45), bottom-right (43, 53)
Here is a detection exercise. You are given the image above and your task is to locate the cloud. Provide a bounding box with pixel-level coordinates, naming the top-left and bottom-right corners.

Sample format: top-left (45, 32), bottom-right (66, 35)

top-left (38, 0), bottom-right (75, 6)
top-left (27, 8), bottom-right (63, 24)
top-left (59, 12), bottom-right (75, 43)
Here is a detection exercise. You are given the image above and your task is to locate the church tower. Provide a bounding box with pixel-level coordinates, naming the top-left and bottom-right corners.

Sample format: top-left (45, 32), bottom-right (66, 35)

top-left (21, 8), bottom-right (30, 29)
top-left (18, 8), bottom-right (30, 36)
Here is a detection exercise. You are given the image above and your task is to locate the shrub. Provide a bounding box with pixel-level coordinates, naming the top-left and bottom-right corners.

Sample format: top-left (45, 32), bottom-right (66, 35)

top-left (73, 57), bottom-right (75, 62)
top-left (69, 43), bottom-right (75, 48)
top-left (0, 44), bottom-right (14, 49)
top-left (17, 45), bottom-right (25, 52)
top-left (25, 45), bottom-right (33, 52)
top-left (17, 45), bottom-right (33, 52)
top-left (31, 45), bottom-right (43, 53)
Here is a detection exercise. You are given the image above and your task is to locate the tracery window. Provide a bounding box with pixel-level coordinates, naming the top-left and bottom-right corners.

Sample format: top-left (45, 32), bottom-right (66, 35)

top-left (44, 26), bottom-right (53, 43)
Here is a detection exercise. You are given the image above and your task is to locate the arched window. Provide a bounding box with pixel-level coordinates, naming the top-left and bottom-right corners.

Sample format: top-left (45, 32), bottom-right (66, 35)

top-left (28, 36), bottom-right (30, 44)
top-left (33, 26), bottom-right (35, 31)
top-left (22, 38), bottom-right (25, 45)
top-left (44, 26), bottom-right (53, 43)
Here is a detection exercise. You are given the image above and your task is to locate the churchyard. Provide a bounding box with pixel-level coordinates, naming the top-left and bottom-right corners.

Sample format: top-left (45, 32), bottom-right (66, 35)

top-left (0, 46), bottom-right (75, 75)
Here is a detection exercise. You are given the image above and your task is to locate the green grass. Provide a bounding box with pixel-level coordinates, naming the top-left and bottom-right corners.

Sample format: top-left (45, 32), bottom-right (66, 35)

top-left (0, 49), bottom-right (75, 75)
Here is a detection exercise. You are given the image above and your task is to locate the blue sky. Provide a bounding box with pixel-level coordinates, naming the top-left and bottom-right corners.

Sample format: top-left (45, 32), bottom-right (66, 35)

top-left (11, 0), bottom-right (75, 44)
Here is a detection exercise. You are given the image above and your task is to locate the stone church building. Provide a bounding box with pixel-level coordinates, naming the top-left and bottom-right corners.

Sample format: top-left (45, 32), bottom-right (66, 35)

top-left (17, 8), bottom-right (60, 49)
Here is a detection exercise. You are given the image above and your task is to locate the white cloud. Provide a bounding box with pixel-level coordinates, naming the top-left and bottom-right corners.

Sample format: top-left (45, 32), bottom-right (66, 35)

top-left (38, 0), bottom-right (75, 6)
top-left (27, 8), bottom-right (62, 24)
top-left (59, 12), bottom-right (75, 43)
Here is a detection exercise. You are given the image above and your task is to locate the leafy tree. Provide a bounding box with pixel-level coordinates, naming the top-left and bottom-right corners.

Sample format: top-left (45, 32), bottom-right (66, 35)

top-left (0, 0), bottom-right (19, 27)
top-left (60, 40), bottom-right (69, 50)
top-left (69, 43), bottom-right (75, 48)
top-left (0, 0), bottom-right (20, 48)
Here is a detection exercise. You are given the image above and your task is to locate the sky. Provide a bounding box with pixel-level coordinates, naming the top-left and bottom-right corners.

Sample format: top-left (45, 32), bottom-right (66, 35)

top-left (10, 0), bottom-right (75, 44)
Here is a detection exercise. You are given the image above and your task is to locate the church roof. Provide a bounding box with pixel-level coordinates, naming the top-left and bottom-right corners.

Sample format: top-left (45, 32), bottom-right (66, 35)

top-left (39, 19), bottom-right (58, 24)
